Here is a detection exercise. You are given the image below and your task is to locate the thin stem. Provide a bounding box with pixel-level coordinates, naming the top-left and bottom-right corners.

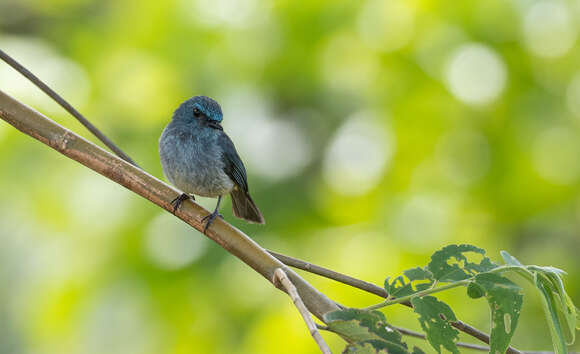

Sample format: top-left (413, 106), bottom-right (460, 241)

top-left (0, 49), bottom-right (139, 167)
top-left (393, 326), bottom-right (490, 352)
top-left (363, 280), bottom-right (471, 311)
top-left (268, 250), bottom-right (389, 298)
top-left (274, 268), bottom-right (331, 354)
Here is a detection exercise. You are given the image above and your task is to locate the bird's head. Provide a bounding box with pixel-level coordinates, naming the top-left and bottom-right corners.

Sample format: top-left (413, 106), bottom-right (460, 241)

top-left (173, 96), bottom-right (223, 126)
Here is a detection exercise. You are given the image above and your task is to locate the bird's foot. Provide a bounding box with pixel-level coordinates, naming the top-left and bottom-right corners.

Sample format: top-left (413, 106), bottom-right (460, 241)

top-left (201, 210), bottom-right (223, 233)
top-left (170, 193), bottom-right (193, 213)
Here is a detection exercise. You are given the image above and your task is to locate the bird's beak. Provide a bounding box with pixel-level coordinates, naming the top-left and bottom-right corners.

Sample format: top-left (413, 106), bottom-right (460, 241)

top-left (205, 119), bottom-right (223, 130)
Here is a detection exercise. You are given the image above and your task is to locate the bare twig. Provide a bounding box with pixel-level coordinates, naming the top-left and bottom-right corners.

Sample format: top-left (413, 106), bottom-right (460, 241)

top-left (269, 250), bottom-right (388, 298)
top-left (0, 49), bottom-right (139, 167)
top-left (271, 250), bottom-right (524, 354)
top-left (274, 268), bottom-right (331, 354)
top-left (0, 89), bottom-right (339, 322)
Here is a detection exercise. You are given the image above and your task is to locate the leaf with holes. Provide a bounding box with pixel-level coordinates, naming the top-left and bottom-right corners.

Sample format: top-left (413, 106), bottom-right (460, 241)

top-left (385, 267), bottom-right (434, 298)
top-left (411, 296), bottom-right (459, 353)
top-left (324, 309), bottom-right (412, 353)
top-left (474, 273), bottom-right (523, 354)
top-left (427, 244), bottom-right (497, 282)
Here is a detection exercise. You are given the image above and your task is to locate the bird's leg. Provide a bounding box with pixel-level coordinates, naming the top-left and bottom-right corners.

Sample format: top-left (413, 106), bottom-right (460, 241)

top-left (202, 195), bottom-right (223, 233)
top-left (170, 193), bottom-right (194, 213)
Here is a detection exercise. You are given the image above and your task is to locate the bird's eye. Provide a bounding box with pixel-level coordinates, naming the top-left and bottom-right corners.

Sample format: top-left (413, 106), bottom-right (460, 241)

top-left (193, 108), bottom-right (201, 117)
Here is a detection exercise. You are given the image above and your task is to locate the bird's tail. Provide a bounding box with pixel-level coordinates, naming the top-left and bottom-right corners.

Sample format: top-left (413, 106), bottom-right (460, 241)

top-left (230, 188), bottom-right (265, 224)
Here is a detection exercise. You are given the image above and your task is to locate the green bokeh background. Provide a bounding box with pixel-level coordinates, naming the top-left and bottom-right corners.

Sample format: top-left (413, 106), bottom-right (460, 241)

top-left (1, 0), bottom-right (579, 352)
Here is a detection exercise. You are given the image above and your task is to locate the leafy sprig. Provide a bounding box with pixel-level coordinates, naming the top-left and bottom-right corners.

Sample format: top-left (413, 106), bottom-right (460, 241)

top-left (324, 244), bottom-right (579, 354)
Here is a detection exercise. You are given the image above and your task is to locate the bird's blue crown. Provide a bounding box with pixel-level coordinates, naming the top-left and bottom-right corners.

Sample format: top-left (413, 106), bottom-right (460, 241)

top-left (175, 95), bottom-right (223, 122)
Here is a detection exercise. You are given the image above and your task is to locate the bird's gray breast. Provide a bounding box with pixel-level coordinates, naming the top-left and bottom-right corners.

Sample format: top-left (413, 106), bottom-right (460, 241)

top-left (159, 124), bottom-right (234, 197)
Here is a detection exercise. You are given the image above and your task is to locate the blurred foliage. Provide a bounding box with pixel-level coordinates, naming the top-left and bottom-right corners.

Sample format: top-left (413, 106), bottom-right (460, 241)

top-left (1, 0), bottom-right (580, 352)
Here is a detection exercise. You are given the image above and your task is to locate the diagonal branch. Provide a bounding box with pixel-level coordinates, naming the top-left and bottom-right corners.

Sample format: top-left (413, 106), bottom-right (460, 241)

top-left (0, 49), bottom-right (139, 167)
top-left (273, 268), bottom-right (331, 354)
top-left (0, 89), bottom-right (339, 321)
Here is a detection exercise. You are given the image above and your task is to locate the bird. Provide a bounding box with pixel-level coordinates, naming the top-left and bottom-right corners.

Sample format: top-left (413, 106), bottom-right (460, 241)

top-left (159, 95), bottom-right (265, 232)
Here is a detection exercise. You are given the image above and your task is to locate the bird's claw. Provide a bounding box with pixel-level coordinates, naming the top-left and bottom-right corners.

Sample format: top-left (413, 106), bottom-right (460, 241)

top-left (170, 193), bottom-right (193, 213)
top-left (202, 211), bottom-right (223, 233)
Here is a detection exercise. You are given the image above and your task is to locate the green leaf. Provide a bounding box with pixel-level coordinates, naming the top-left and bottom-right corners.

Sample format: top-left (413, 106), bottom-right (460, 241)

top-left (427, 244), bottom-right (497, 282)
top-left (385, 267), bottom-right (434, 297)
top-left (499, 251), bottom-right (578, 350)
top-left (324, 309), bottom-right (411, 353)
top-left (474, 273), bottom-right (523, 354)
top-left (411, 296), bottom-right (459, 353)
top-left (536, 274), bottom-right (568, 354)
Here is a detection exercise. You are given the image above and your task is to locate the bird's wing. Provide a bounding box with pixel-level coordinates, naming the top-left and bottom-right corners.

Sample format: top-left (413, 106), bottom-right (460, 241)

top-left (218, 132), bottom-right (249, 192)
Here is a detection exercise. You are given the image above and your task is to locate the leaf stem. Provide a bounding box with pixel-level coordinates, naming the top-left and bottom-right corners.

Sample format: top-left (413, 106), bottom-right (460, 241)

top-left (363, 280), bottom-right (471, 311)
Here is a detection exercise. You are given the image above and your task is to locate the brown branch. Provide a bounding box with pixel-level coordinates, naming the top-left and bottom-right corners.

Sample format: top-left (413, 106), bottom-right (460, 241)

top-left (0, 49), bottom-right (139, 167)
top-left (273, 268), bottom-right (331, 354)
top-left (271, 250), bottom-right (524, 354)
top-left (0, 89), bottom-right (339, 322)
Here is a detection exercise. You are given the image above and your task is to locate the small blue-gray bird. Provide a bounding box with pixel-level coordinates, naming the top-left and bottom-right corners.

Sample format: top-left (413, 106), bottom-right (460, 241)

top-left (159, 96), bottom-right (265, 232)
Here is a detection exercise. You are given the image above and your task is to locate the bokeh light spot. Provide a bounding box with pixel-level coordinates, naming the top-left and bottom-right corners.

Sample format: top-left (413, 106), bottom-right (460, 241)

top-left (223, 89), bottom-right (312, 181)
top-left (415, 23), bottom-right (467, 79)
top-left (82, 283), bottom-right (158, 354)
top-left (145, 213), bottom-right (207, 270)
top-left (446, 43), bottom-right (507, 105)
top-left (523, 0), bottom-right (577, 58)
top-left (533, 126), bottom-right (580, 184)
top-left (357, 0), bottom-right (415, 52)
top-left (67, 172), bottom-right (131, 235)
top-left (323, 111), bottom-right (394, 196)
top-left (186, 0), bottom-right (265, 28)
top-left (391, 194), bottom-right (456, 250)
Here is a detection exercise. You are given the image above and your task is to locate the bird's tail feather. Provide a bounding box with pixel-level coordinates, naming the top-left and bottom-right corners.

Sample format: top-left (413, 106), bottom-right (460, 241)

top-left (231, 188), bottom-right (265, 224)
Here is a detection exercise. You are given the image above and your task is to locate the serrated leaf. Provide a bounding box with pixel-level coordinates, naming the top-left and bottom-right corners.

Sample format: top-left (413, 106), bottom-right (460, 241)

top-left (427, 244), bottom-right (497, 282)
top-left (385, 267), bottom-right (434, 297)
top-left (474, 273), bottom-right (523, 354)
top-left (325, 309), bottom-right (411, 353)
top-left (411, 296), bottom-right (459, 354)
